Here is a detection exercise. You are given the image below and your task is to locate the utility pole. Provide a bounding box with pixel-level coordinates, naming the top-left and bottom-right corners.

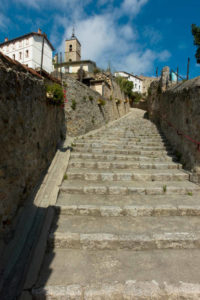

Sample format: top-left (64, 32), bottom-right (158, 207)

top-left (177, 67), bottom-right (179, 84)
top-left (187, 57), bottom-right (190, 80)
top-left (40, 34), bottom-right (45, 74)
top-left (60, 52), bottom-right (63, 83)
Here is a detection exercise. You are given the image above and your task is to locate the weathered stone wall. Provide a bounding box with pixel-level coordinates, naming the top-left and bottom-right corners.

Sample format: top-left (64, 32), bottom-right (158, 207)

top-left (147, 76), bottom-right (200, 182)
top-left (63, 75), bottom-right (130, 136)
top-left (0, 54), bottom-right (65, 231)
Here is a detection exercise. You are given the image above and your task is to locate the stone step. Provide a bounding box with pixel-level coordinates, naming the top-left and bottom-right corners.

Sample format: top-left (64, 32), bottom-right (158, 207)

top-left (55, 203), bottom-right (200, 217)
top-left (73, 147), bottom-right (174, 157)
top-left (68, 159), bottom-right (181, 170)
top-left (60, 180), bottom-right (200, 195)
top-left (32, 249), bottom-right (200, 299)
top-left (57, 193), bottom-right (199, 208)
top-left (66, 169), bottom-right (188, 182)
top-left (48, 215), bottom-right (200, 250)
top-left (80, 137), bottom-right (167, 143)
top-left (76, 140), bottom-right (169, 147)
top-left (70, 152), bottom-right (176, 162)
top-left (74, 142), bottom-right (167, 151)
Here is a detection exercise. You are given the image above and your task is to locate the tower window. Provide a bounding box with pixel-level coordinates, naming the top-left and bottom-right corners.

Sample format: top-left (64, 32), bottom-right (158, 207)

top-left (25, 50), bottom-right (29, 58)
top-left (69, 44), bottom-right (72, 52)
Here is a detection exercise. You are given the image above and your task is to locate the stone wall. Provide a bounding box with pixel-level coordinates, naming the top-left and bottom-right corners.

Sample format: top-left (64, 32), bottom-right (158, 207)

top-left (147, 75), bottom-right (200, 183)
top-left (63, 75), bottom-right (130, 136)
top-left (0, 54), bottom-right (65, 231)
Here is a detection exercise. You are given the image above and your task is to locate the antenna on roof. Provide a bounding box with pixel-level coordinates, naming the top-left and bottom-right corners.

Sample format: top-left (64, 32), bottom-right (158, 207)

top-left (72, 26), bottom-right (75, 38)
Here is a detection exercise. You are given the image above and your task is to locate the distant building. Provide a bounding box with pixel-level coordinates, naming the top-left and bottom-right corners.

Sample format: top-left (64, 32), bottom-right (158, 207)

top-left (54, 30), bottom-right (96, 74)
top-left (138, 75), bottom-right (159, 95)
top-left (114, 71), bottom-right (143, 93)
top-left (0, 29), bottom-right (54, 73)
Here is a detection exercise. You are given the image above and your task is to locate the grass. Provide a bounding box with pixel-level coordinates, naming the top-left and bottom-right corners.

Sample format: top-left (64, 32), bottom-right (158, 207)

top-left (71, 99), bottom-right (77, 110)
top-left (63, 174), bottom-right (68, 180)
top-left (163, 185), bottom-right (167, 193)
top-left (188, 192), bottom-right (193, 196)
top-left (89, 95), bottom-right (93, 102)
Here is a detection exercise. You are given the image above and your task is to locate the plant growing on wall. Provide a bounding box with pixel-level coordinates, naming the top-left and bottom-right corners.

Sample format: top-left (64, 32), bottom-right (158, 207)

top-left (115, 76), bottom-right (133, 98)
top-left (115, 98), bottom-right (121, 105)
top-left (71, 99), bottom-right (77, 110)
top-left (97, 98), bottom-right (106, 106)
top-left (89, 95), bottom-right (93, 102)
top-left (46, 83), bottom-right (64, 105)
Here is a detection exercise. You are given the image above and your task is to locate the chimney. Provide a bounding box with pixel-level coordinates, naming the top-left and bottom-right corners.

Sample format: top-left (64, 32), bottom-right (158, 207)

top-left (38, 28), bottom-right (42, 34)
top-left (5, 37), bottom-right (8, 42)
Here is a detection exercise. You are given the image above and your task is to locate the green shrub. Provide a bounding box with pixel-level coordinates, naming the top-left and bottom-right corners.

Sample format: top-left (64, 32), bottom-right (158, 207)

top-left (71, 99), bottom-right (77, 110)
top-left (46, 83), bottom-right (64, 105)
top-left (115, 98), bottom-right (121, 105)
top-left (83, 96), bottom-right (87, 102)
top-left (115, 76), bottom-right (133, 97)
top-left (97, 98), bottom-right (106, 106)
top-left (93, 67), bottom-right (101, 74)
top-left (132, 92), bottom-right (142, 103)
top-left (109, 95), bottom-right (113, 101)
top-left (89, 95), bottom-right (93, 101)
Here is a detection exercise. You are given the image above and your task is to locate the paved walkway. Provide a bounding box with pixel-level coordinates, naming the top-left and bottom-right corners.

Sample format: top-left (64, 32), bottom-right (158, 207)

top-left (32, 109), bottom-right (200, 299)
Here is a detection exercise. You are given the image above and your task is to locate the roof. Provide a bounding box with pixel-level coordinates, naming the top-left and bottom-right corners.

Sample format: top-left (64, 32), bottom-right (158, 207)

top-left (54, 60), bottom-right (96, 67)
top-left (115, 71), bottom-right (143, 81)
top-left (90, 79), bottom-right (110, 88)
top-left (0, 32), bottom-right (55, 51)
top-left (0, 51), bottom-right (60, 83)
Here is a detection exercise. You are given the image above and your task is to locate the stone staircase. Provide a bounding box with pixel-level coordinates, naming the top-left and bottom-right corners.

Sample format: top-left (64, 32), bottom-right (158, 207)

top-left (32, 109), bottom-right (200, 299)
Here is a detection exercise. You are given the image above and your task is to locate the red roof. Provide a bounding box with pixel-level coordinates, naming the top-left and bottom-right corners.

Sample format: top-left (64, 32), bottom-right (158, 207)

top-left (0, 51), bottom-right (60, 83)
top-left (0, 32), bottom-right (55, 51)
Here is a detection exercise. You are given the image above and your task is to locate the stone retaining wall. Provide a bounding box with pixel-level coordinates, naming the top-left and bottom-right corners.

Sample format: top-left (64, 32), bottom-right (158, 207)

top-left (0, 54), bottom-right (65, 232)
top-left (63, 75), bottom-right (130, 136)
top-left (147, 76), bottom-right (200, 183)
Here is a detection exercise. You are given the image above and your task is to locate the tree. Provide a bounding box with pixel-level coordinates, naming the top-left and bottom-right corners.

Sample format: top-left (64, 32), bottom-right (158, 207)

top-left (192, 24), bottom-right (200, 63)
top-left (115, 76), bottom-right (133, 97)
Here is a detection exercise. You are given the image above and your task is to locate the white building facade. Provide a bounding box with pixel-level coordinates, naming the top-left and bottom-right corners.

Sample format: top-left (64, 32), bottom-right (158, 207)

top-left (114, 71), bottom-right (143, 93)
top-left (0, 29), bottom-right (54, 73)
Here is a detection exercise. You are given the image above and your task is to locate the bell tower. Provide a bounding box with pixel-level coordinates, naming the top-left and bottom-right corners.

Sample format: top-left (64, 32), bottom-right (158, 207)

top-left (65, 28), bottom-right (81, 62)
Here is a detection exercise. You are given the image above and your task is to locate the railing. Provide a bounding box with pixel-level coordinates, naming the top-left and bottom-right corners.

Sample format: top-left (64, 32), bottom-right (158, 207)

top-left (159, 113), bottom-right (200, 152)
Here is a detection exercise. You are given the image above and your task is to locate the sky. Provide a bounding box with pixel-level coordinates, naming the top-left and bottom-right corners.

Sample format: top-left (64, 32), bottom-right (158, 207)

top-left (0, 0), bottom-right (200, 78)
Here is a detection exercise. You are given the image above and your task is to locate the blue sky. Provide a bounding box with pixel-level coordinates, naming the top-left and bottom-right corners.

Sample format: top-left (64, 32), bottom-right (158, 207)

top-left (0, 0), bottom-right (200, 78)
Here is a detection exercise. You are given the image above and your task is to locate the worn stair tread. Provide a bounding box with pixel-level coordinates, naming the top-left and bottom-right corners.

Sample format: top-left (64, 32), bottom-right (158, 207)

top-left (61, 180), bottom-right (200, 195)
top-left (57, 193), bottom-right (200, 207)
top-left (34, 248), bottom-right (200, 288)
top-left (70, 152), bottom-right (176, 162)
top-left (68, 160), bottom-right (181, 170)
top-left (50, 215), bottom-right (200, 236)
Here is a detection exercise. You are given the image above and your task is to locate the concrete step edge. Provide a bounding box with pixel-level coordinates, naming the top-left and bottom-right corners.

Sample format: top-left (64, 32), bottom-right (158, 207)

top-left (32, 281), bottom-right (200, 299)
top-left (55, 204), bottom-right (200, 217)
top-left (48, 231), bottom-right (200, 250)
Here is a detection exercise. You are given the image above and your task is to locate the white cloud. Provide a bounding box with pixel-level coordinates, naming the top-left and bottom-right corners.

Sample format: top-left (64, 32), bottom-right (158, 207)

top-left (121, 0), bottom-right (149, 16)
top-left (0, 13), bottom-right (10, 31)
top-left (143, 26), bottom-right (162, 45)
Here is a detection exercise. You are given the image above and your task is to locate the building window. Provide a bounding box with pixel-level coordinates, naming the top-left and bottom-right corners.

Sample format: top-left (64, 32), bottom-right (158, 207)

top-left (135, 84), bottom-right (137, 88)
top-left (19, 52), bottom-right (22, 60)
top-left (26, 38), bottom-right (29, 45)
top-left (25, 50), bottom-right (29, 58)
top-left (13, 54), bottom-right (15, 60)
top-left (69, 59), bottom-right (72, 62)
top-left (69, 44), bottom-right (72, 52)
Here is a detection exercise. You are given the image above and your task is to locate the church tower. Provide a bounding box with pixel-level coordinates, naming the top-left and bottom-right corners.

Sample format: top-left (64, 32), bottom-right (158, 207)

top-left (65, 28), bottom-right (81, 62)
